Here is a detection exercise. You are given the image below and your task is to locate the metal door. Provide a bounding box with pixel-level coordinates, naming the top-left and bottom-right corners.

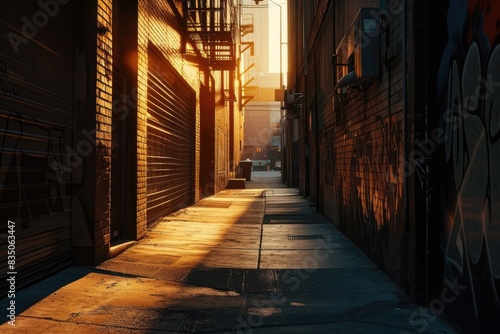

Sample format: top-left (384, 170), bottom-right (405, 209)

top-left (146, 47), bottom-right (196, 225)
top-left (0, 2), bottom-right (75, 294)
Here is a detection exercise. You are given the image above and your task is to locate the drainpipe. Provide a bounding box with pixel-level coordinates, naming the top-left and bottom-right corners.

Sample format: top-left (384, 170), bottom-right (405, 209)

top-left (303, 0), bottom-right (308, 77)
top-left (303, 0), bottom-right (308, 195)
top-left (402, 0), bottom-right (410, 296)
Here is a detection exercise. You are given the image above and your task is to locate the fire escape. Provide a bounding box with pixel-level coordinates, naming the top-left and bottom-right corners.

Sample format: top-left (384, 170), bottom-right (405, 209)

top-left (184, 0), bottom-right (257, 108)
top-left (184, 0), bottom-right (238, 71)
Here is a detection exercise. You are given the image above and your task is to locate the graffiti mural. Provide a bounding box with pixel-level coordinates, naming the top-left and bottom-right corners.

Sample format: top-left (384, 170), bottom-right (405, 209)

top-left (437, 0), bottom-right (500, 331)
top-left (323, 125), bottom-right (335, 188)
top-left (348, 113), bottom-right (405, 279)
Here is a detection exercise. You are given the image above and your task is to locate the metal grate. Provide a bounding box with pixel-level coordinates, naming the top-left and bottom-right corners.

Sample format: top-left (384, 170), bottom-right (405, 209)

top-left (288, 235), bottom-right (324, 240)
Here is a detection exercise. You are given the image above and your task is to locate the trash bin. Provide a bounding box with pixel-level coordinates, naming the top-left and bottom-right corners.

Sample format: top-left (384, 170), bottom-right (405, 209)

top-left (240, 159), bottom-right (253, 181)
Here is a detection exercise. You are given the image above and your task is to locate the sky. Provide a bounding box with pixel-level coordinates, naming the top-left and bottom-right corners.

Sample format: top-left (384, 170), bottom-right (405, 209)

top-left (267, 1), bottom-right (287, 76)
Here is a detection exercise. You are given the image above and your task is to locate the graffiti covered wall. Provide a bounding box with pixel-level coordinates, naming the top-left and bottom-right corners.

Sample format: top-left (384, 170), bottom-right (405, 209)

top-left (322, 0), bottom-right (406, 282)
top-left (437, 0), bottom-right (500, 331)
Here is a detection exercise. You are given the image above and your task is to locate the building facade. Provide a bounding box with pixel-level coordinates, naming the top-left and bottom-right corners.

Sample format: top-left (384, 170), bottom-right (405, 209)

top-left (286, 0), bottom-right (500, 332)
top-left (0, 0), bottom-right (243, 294)
top-left (240, 1), bottom-right (283, 171)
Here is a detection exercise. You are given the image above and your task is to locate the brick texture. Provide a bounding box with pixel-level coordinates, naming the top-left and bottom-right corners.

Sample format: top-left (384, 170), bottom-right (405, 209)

top-left (94, 0), bottom-right (113, 263)
top-left (136, 0), bottom-right (229, 233)
top-left (84, 0), bottom-right (238, 261)
top-left (321, 0), bottom-right (406, 281)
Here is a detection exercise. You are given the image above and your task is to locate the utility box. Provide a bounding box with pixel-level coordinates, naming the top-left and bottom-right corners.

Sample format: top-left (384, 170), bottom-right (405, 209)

top-left (335, 8), bottom-right (380, 87)
top-left (353, 8), bottom-right (380, 83)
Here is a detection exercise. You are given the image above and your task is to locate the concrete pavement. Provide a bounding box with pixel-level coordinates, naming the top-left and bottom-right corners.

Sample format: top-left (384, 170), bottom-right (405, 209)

top-left (0, 171), bottom-right (460, 333)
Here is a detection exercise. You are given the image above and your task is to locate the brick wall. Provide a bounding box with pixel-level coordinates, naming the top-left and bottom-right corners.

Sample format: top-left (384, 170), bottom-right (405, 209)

top-left (321, 0), bottom-right (406, 281)
top-left (136, 0), bottom-right (148, 238)
top-left (215, 72), bottom-right (230, 193)
top-left (71, 0), bottom-right (234, 264)
top-left (94, 0), bottom-right (113, 262)
top-left (136, 0), bottom-right (223, 230)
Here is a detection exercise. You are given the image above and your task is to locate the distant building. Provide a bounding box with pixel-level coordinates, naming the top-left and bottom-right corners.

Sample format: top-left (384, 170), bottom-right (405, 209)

top-left (240, 1), bottom-right (283, 171)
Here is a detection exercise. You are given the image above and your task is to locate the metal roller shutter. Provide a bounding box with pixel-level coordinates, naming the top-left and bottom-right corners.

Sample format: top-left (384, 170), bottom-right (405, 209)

top-left (146, 47), bottom-right (196, 225)
top-left (0, 3), bottom-right (74, 294)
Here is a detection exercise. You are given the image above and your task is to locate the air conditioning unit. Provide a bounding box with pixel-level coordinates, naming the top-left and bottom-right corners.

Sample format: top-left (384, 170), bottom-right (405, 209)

top-left (335, 8), bottom-right (380, 88)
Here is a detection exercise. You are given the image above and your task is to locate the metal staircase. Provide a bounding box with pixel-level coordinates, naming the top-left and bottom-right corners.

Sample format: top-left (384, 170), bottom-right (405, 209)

top-left (184, 0), bottom-right (238, 70)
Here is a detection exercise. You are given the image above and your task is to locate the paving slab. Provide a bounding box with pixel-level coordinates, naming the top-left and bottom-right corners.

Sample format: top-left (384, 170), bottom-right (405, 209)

top-left (0, 171), bottom-right (460, 334)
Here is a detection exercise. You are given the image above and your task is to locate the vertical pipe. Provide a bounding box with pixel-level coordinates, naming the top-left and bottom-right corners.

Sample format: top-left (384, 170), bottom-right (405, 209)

top-left (302, 0), bottom-right (308, 195)
top-left (402, 0), bottom-right (409, 293)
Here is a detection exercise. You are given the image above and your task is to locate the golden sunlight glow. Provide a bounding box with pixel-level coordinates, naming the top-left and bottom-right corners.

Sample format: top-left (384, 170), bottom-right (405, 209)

top-left (268, 1), bottom-right (287, 76)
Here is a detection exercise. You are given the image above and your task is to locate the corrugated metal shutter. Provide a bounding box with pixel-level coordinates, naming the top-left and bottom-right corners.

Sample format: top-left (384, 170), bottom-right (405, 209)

top-left (0, 3), bottom-right (74, 294)
top-left (146, 47), bottom-right (195, 225)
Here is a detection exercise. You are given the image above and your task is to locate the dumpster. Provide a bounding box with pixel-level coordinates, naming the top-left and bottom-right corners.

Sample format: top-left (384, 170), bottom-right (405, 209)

top-left (240, 159), bottom-right (253, 181)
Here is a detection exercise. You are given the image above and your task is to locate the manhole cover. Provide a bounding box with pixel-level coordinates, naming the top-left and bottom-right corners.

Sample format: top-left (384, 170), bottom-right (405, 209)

top-left (288, 235), bottom-right (324, 240)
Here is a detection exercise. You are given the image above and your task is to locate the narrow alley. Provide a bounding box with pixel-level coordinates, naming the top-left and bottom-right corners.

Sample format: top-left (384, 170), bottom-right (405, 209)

top-left (0, 172), bottom-right (458, 333)
top-left (1, 1), bottom-right (499, 332)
